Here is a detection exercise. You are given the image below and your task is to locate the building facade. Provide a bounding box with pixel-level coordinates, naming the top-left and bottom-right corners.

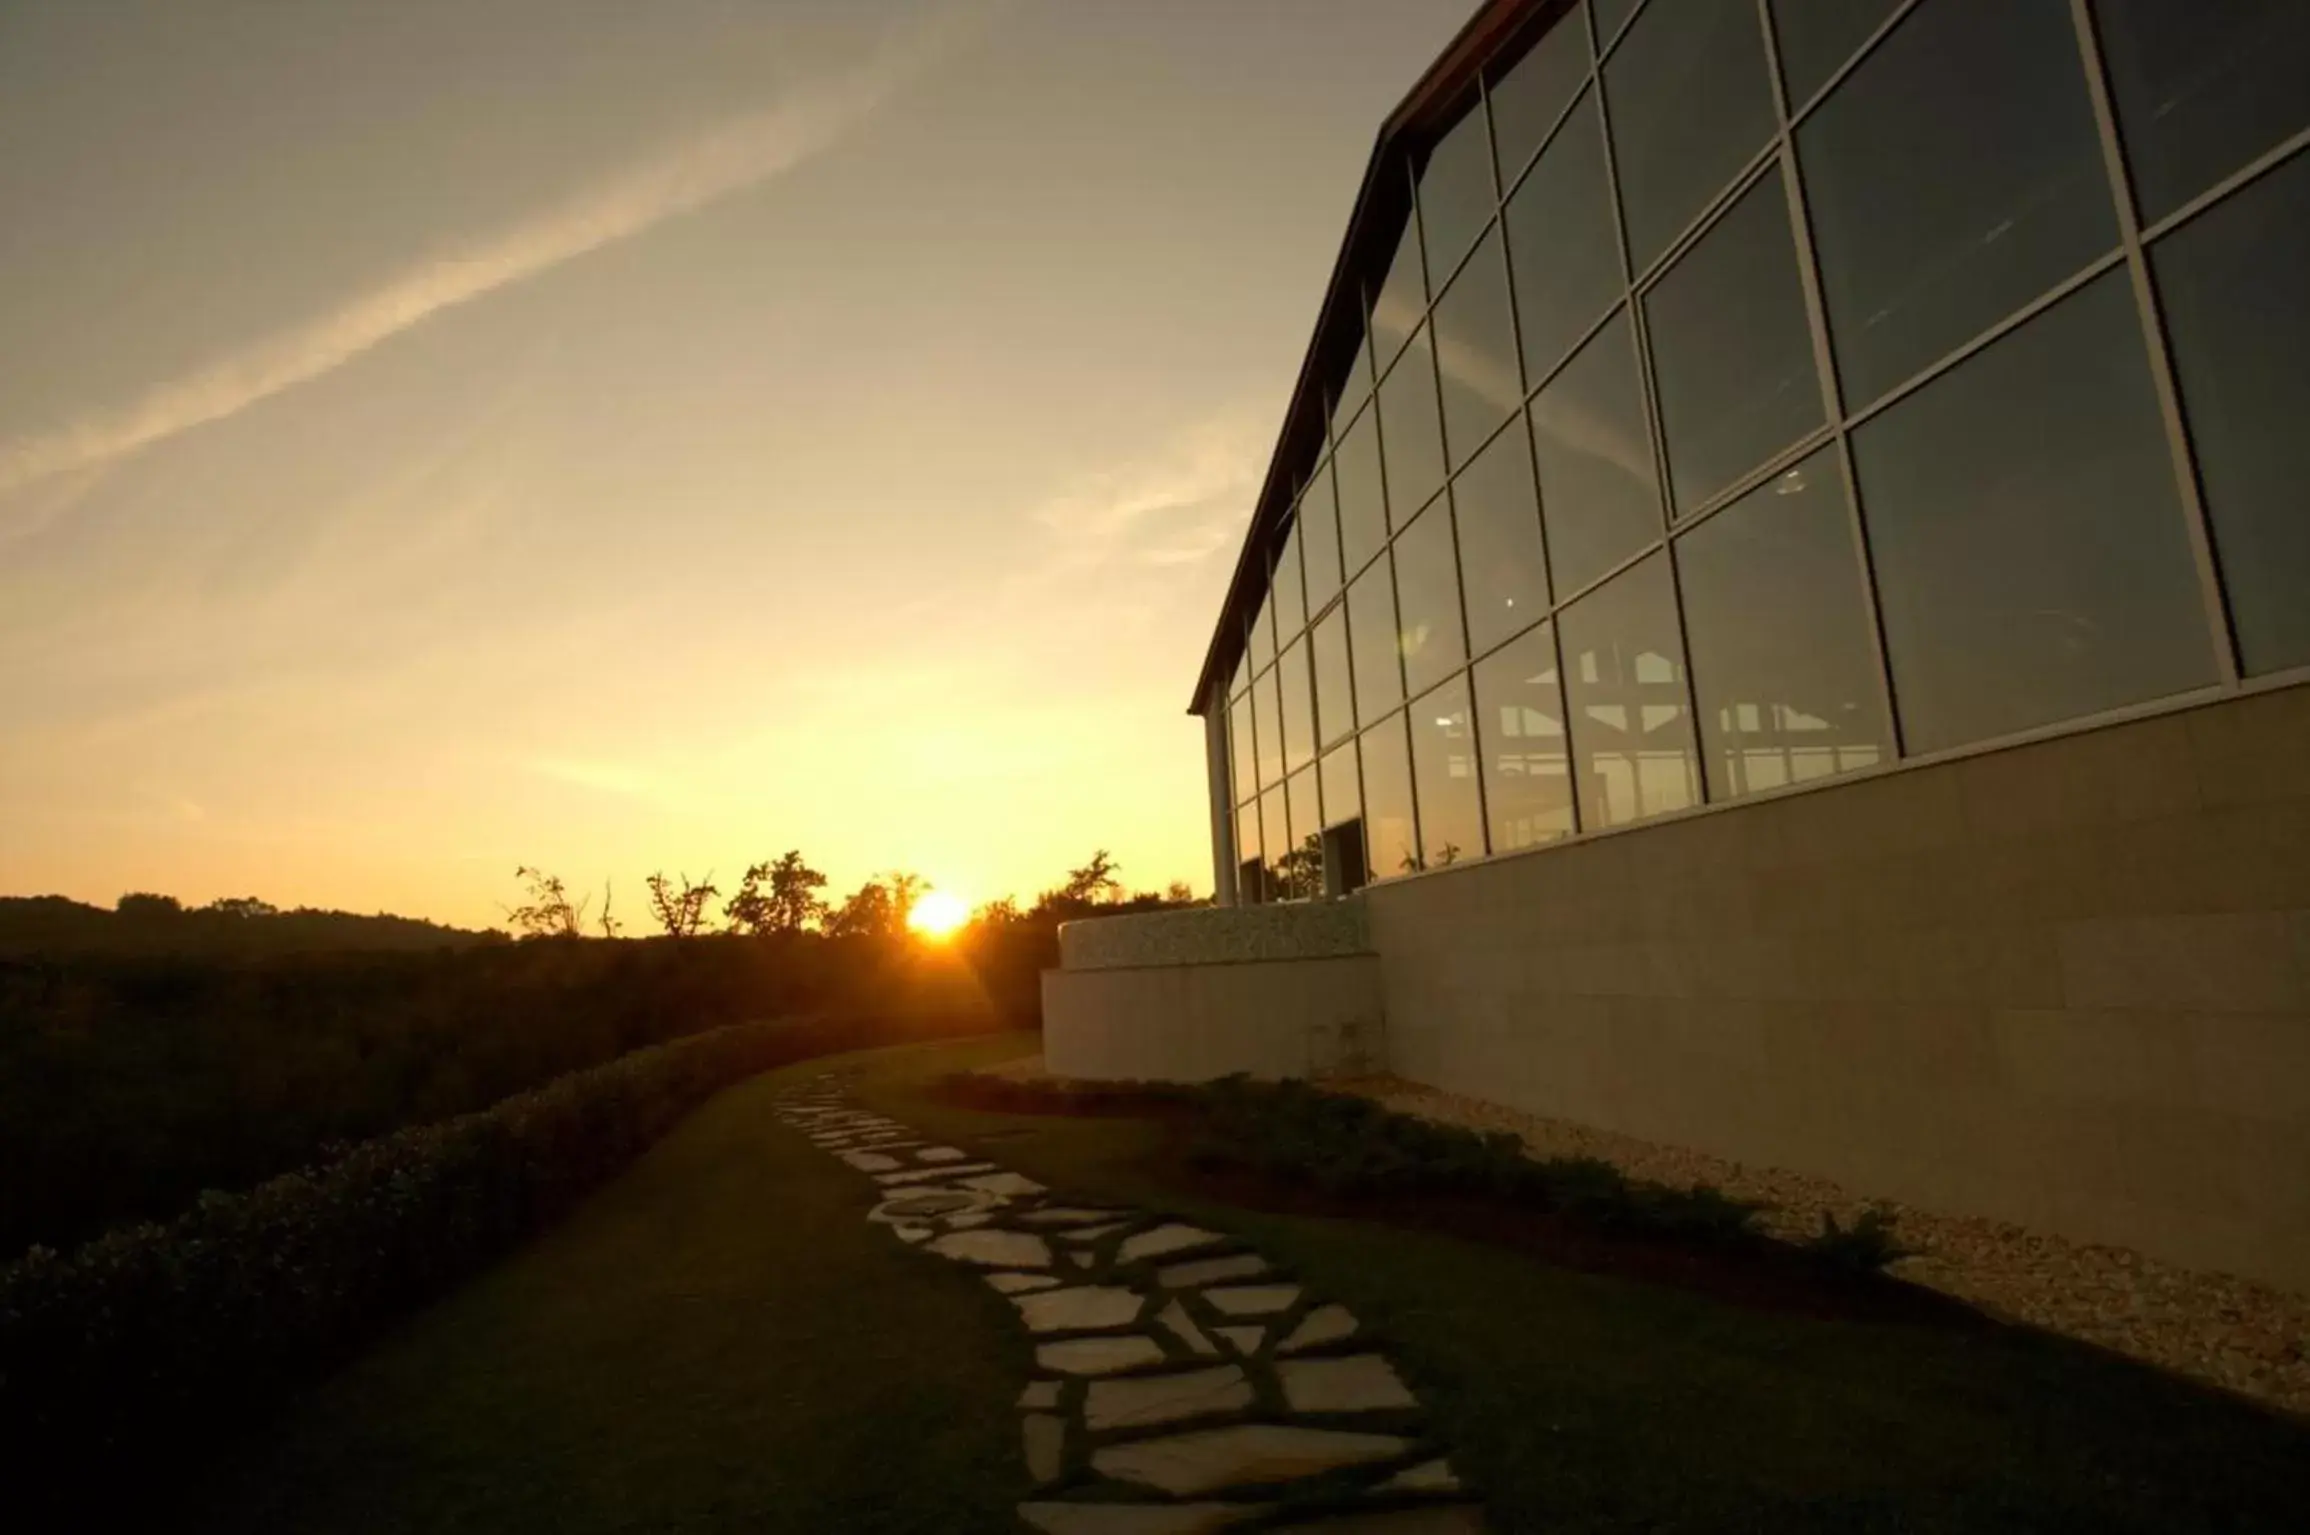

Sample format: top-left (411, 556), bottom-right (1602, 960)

top-left (1163, 0), bottom-right (2310, 1290)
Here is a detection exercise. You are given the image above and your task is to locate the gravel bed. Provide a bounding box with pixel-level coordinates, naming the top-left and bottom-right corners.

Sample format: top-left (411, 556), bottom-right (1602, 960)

top-left (1338, 1076), bottom-right (2310, 1418)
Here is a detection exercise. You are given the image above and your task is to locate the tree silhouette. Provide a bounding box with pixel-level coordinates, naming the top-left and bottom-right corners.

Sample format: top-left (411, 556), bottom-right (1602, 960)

top-left (827, 879), bottom-right (897, 939)
top-left (504, 867), bottom-right (588, 939)
top-left (644, 871), bottom-right (719, 938)
top-left (725, 851), bottom-right (830, 935)
top-left (1276, 834), bottom-right (1324, 900)
top-left (1058, 850), bottom-right (1123, 906)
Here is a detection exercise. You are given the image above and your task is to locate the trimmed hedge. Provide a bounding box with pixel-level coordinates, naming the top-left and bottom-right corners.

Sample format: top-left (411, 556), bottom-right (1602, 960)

top-left (0, 1012), bottom-right (923, 1513)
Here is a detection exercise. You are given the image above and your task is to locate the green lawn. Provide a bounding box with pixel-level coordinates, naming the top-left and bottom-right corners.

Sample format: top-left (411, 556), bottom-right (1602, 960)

top-left (187, 1033), bottom-right (2310, 1533)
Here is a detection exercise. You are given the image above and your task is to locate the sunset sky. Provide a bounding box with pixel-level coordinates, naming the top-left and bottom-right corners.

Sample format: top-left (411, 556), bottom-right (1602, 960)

top-left (0, 0), bottom-right (1474, 928)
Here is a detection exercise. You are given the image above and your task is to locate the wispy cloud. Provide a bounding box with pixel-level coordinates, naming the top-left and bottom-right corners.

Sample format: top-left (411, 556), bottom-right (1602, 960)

top-left (1027, 409), bottom-right (1269, 579)
top-left (0, 6), bottom-right (986, 506)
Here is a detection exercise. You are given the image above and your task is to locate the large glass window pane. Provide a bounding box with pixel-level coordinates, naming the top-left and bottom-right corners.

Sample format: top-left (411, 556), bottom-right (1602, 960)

top-left (1420, 98), bottom-right (1499, 281)
top-left (1230, 692), bottom-right (1257, 810)
top-left (1256, 666), bottom-right (1286, 787)
top-left (1410, 674), bottom-right (1485, 868)
top-left (1359, 712), bottom-right (1421, 881)
top-left (1259, 783), bottom-right (1290, 901)
top-left (1321, 742), bottom-right (1362, 832)
top-left (1770, 0), bottom-right (1901, 109)
top-left (1380, 326), bottom-right (1448, 524)
top-left (2096, 0), bottom-right (2310, 224)
top-left (1349, 556), bottom-right (1405, 724)
top-left (1279, 638), bottom-right (1316, 776)
top-left (1800, 0), bottom-right (2116, 408)
top-left (2154, 150), bottom-right (2310, 675)
top-left (1337, 406), bottom-right (1389, 576)
top-left (1531, 308), bottom-right (1661, 596)
top-left (1454, 422), bottom-right (1550, 657)
top-left (1506, 90), bottom-right (1622, 384)
top-left (1560, 553), bottom-right (1701, 829)
top-left (1249, 590), bottom-right (1275, 675)
top-left (1273, 525), bottom-right (1307, 643)
top-left (1229, 654), bottom-right (1247, 704)
top-left (1645, 167), bottom-right (1824, 514)
top-left (1855, 272), bottom-right (2216, 754)
top-left (1592, 0), bottom-right (1644, 47)
top-left (1235, 797), bottom-right (1264, 902)
top-left (1394, 499), bottom-right (1468, 698)
top-left (1605, 0), bottom-right (1776, 272)
top-left (1677, 446), bottom-right (1892, 801)
top-left (1474, 621), bottom-right (1576, 851)
top-left (1372, 204), bottom-right (1427, 368)
top-left (1301, 460), bottom-right (1344, 611)
top-left (1282, 766), bottom-right (1324, 899)
top-left (1433, 229), bottom-right (1522, 469)
top-left (1490, 11), bottom-right (1591, 186)
top-left (1331, 329), bottom-right (1374, 438)
top-left (1314, 605), bottom-right (1356, 748)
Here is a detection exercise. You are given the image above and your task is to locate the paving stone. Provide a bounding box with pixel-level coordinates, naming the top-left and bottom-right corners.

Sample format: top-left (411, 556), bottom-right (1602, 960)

top-left (1017, 1503), bottom-right (1257, 1535)
top-left (1024, 1412), bottom-right (1067, 1484)
top-left (945, 1212), bottom-right (994, 1229)
top-left (1018, 1380), bottom-right (1062, 1411)
top-left (987, 1272), bottom-right (1064, 1294)
top-left (1058, 1222), bottom-right (1131, 1244)
top-left (1278, 1355), bottom-right (1418, 1414)
top-left (1381, 1460), bottom-right (1461, 1493)
top-left (1278, 1305), bottom-right (1358, 1353)
top-left (1156, 1300), bottom-right (1218, 1357)
top-left (1156, 1254), bottom-right (1270, 1289)
top-left (1202, 1285), bottom-right (1301, 1317)
top-left (876, 1190), bottom-right (982, 1220)
top-left (1278, 1507), bottom-right (1487, 1532)
top-left (916, 1147), bottom-right (972, 1162)
top-left (962, 1171), bottom-right (1047, 1197)
top-left (1084, 1365), bottom-right (1254, 1430)
top-left (1091, 1424), bottom-right (1408, 1496)
top-left (877, 1163), bottom-right (997, 1186)
top-left (839, 1150), bottom-right (904, 1172)
top-left (1037, 1335), bottom-right (1168, 1375)
top-left (1071, 1252), bottom-right (1096, 1269)
top-left (1120, 1224), bottom-right (1227, 1264)
top-left (1212, 1326), bottom-right (1264, 1357)
top-left (893, 1224), bottom-right (932, 1244)
top-left (1014, 1285), bottom-right (1146, 1334)
top-left (927, 1229), bottom-right (1052, 1269)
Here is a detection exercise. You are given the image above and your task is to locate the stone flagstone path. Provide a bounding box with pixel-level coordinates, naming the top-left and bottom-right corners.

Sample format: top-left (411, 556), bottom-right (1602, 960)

top-left (773, 1076), bottom-right (1487, 1534)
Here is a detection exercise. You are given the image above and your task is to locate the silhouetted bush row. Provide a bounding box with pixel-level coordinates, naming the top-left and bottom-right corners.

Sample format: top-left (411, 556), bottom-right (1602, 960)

top-left (0, 1012), bottom-right (936, 1513)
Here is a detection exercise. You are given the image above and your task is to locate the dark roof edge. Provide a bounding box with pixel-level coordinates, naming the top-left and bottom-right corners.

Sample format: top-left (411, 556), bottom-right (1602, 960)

top-left (1183, 0), bottom-right (1554, 715)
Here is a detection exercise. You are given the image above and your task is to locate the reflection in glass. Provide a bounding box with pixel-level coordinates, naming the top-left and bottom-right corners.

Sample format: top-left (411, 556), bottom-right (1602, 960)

top-left (1490, 9), bottom-right (1591, 186)
top-left (1279, 638), bottom-right (1316, 776)
top-left (1604, 0), bottom-right (1775, 271)
top-left (1331, 328), bottom-right (1374, 439)
top-left (2154, 149), bottom-right (2310, 675)
top-left (1559, 554), bottom-right (1701, 829)
top-left (1474, 621), bottom-right (1576, 851)
top-left (1530, 309), bottom-right (1661, 596)
top-left (1314, 605), bottom-right (1357, 748)
top-left (1230, 691), bottom-right (1257, 810)
top-left (1506, 90), bottom-right (1622, 384)
top-left (1249, 590), bottom-right (1275, 675)
top-left (1453, 421), bottom-right (1551, 657)
top-left (1410, 674), bottom-right (1486, 869)
top-left (1645, 167), bottom-right (1824, 513)
top-left (1372, 203), bottom-right (1427, 368)
top-left (1348, 556), bottom-right (1404, 728)
top-left (1393, 499), bottom-right (1468, 698)
top-left (1592, 0), bottom-right (1643, 47)
top-left (1301, 460), bottom-right (1344, 611)
top-left (1229, 654), bottom-right (1247, 704)
top-left (1380, 326), bottom-right (1448, 524)
top-left (1360, 712), bottom-right (1421, 881)
top-left (1236, 797), bottom-right (1265, 903)
top-left (1256, 666), bottom-right (1286, 787)
top-left (1337, 405), bottom-right (1390, 576)
top-left (1274, 524), bottom-right (1306, 643)
top-left (2097, 0), bottom-right (2310, 223)
top-left (1283, 766), bottom-right (1325, 900)
top-left (1676, 447), bottom-right (1891, 800)
top-left (1799, 0), bottom-right (2115, 407)
top-left (1420, 96), bottom-right (1499, 281)
top-left (1433, 229), bottom-right (1522, 468)
top-left (1259, 783), bottom-right (1291, 902)
top-left (1770, 0), bottom-right (1900, 109)
top-left (1855, 272), bottom-right (2215, 754)
top-left (1321, 741), bottom-right (1362, 832)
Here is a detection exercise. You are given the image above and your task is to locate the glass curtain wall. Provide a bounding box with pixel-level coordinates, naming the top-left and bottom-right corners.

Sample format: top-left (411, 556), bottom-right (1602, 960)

top-left (1223, 0), bottom-right (2307, 897)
